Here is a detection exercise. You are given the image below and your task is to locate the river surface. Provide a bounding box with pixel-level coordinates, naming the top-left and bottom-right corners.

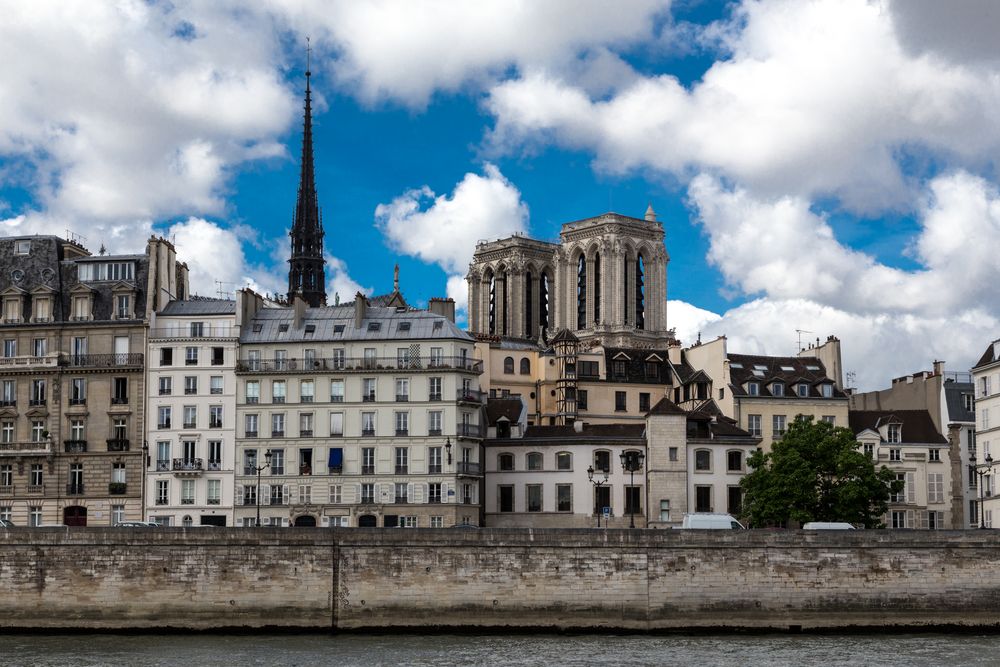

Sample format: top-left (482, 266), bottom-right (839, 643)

top-left (3, 633), bottom-right (998, 666)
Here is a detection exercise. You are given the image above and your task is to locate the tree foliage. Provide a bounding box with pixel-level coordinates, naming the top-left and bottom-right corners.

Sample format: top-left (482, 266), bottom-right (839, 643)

top-left (740, 415), bottom-right (902, 528)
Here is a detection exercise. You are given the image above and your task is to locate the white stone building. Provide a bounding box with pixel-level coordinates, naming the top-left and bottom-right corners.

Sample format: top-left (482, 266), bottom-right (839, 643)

top-left (145, 299), bottom-right (239, 526)
top-left (233, 290), bottom-right (484, 528)
top-left (972, 340), bottom-right (1000, 528)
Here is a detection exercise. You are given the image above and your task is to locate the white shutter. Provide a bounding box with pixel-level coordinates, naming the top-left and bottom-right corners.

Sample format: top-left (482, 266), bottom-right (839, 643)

top-left (413, 483), bottom-right (424, 504)
top-left (283, 484), bottom-right (290, 504)
top-left (919, 511), bottom-right (929, 529)
top-left (906, 473), bottom-right (915, 504)
top-left (408, 483), bottom-right (414, 504)
top-left (441, 482), bottom-right (450, 503)
top-left (235, 485), bottom-right (243, 505)
top-left (906, 509), bottom-right (915, 528)
top-left (262, 484), bottom-right (270, 505)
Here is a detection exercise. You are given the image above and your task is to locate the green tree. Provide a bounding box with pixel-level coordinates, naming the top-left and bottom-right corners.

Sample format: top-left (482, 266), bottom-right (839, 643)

top-left (740, 415), bottom-right (902, 528)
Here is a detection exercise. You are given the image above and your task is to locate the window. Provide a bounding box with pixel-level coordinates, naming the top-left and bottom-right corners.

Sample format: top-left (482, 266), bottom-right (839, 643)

top-left (891, 510), bottom-right (907, 529)
top-left (428, 410), bottom-right (442, 436)
top-left (30, 420), bottom-right (46, 442)
top-left (30, 379), bottom-right (46, 405)
top-left (748, 414), bottom-right (762, 438)
top-left (272, 380), bottom-right (286, 404)
top-left (526, 485), bottom-right (542, 512)
top-left (329, 413), bottom-right (344, 437)
top-left (863, 442), bottom-right (875, 459)
top-left (639, 392), bottom-right (650, 412)
top-left (158, 376), bottom-right (172, 396)
top-left (395, 378), bottom-right (409, 401)
top-left (796, 383), bottom-right (809, 397)
top-left (625, 486), bottom-right (642, 515)
top-left (428, 447), bottom-right (442, 474)
top-left (429, 377), bottom-right (442, 401)
top-left (209, 406), bottom-right (223, 428)
top-left (271, 413), bottom-right (285, 437)
top-left (329, 485), bottom-right (343, 504)
top-left (981, 376), bottom-right (992, 398)
top-left (594, 450), bottom-right (611, 473)
top-left (891, 473), bottom-right (906, 502)
top-left (887, 424), bottom-right (901, 443)
top-left (519, 358), bottom-right (530, 375)
top-left (644, 362), bottom-right (659, 381)
top-left (300, 412), bottom-right (314, 437)
top-left (577, 390), bottom-right (588, 411)
top-left (695, 485), bottom-right (712, 512)
top-left (526, 452), bottom-right (543, 471)
top-left (156, 480), bottom-right (169, 505)
top-left (821, 415), bottom-right (836, 425)
top-left (427, 482), bottom-right (442, 504)
top-left (32, 337), bottom-right (46, 357)
top-left (361, 448), bottom-right (375, 475)
top-left (361, 412), bottom-right (376, 436)
top-left (889, 448), bottom-right (901, 462)
top-left (498, 453), bottom-right (514, 471)
top-left (160, 347), bottom-right (174, 366)
top-left (499, 486), bottom-right (515, 512)
top-left (668, 447), bottom-right (678, 462)
top-left (29, 506), bottom-right (42, 527)
top-left (2, 339), bottom-right (13, 358)
top-left (727, 486), bottom-right (743, 515)
top-left (68, 378), bottom-right (86, 405)
top-left (394, 412), bottom-right (408, 436)
top-left (29, 464), bottom-right (43, 487)
top-left (183, 376), bottom-right (197, 395)
top-left (928, 472), bottom-right (944, 504)
top-left (182, 406), bottom-right (197, 429)
top-left (557, 484), bottom-right (572, 512)
top-left (274, 350), bottom-right (288, 371)
top-left (0, 465), bottom-right (10, 487)
top-left (244, 413), bottom-right (258, 438)
top-left (694, 449), bottom-right (711, 472)
top-left (270, 449), bottom-right (285, 475)
top-left (300, 380), bottom-right (314, 403)
top-left (330, 379), bottom-right (345, 403)
top-left (772, 415), bottom-right (786, 439)
top-left (181, 480), bottom-right (195, 505)
top-left (556, 451), bottom-right (572, 471)
top-left (821, 383), bottom-right (834, 398)
top-left (210, 376), bottom-right (223, 395)
top-left (395, 482), bottom-right (408, 503)
top-left (771, 382), bottom-right (784, 397)
top-left (503, 357), bottom-right (514, 374)
top-left (747, 382), bottom-right (759, 396)
top-left (929, 449), bottom-right (940, 462)
top-left (14, 240), bottom-right (30, 255)
top-left (246, 350), bottom-right (261, 371)
top-left (300, 449), bottom-right (314, 476)
top-left (330, 349), bottom-right (346, 370)
top-left (0, 421), bottom-right (12, 443)
top-left (211, 347), bottom-right (224, 366)
top-left (207, 479), bottom-right (221, 505)
top-left (207, 440), bottom-right (221, 469)
top-left (185, 346), bottom-right (198, 365)
top-left (727, 450), bottom-right (743, 472)
top-left (112, 417), bottom-right (127, 441)
top-left (362, 378), bottom-right (376, 402)
top-left (615, 391), bottom-right (626, 412)
top-left (115, 294), bottom-right (131, 319)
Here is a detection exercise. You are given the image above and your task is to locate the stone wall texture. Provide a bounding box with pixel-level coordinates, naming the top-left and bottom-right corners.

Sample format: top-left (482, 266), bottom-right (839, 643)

top-left (2, 528), bottom-right (1000, 631)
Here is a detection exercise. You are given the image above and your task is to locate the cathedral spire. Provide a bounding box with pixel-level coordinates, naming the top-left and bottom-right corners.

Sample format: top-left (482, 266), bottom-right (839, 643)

top-left (288, 38), bottom-right (327, 307)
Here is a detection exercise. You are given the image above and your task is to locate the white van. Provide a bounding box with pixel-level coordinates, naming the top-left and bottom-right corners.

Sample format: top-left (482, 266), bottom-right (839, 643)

top-left (802, 522), bottom-right (855, 530)
top-left (680, 513), bottom-right (745, 529)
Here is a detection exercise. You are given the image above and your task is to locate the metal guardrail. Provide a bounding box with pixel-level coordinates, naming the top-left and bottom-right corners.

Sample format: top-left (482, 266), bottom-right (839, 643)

top-left (236, 356), bottom-right (483, 374)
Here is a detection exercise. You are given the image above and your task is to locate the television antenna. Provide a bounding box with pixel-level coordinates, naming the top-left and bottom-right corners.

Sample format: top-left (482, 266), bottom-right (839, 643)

top-left (215, 280), bottom-right (238, 299)
top-left (795, 328), bottom-right (814, 352)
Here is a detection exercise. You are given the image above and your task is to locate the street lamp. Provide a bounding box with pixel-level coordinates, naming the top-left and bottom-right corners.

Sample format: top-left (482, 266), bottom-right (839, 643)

top-left (587, 465), bottom-right (609, 528)
top-left (444, 437), bottom-right (452, 465)
top-left (254, 449), bottom-right (272, 526)
top-left (619, 450), bottom-right (646, 529)
top-left (970, 453), bottom-right (996, 529)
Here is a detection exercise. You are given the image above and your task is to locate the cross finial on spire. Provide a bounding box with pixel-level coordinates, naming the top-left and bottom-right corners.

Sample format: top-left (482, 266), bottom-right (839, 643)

top-left (306, 36), bottom-right (311, 76)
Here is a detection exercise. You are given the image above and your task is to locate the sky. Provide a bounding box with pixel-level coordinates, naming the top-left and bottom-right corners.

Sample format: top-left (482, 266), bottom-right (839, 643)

top-left (1, 0), bottom-right (999, 391)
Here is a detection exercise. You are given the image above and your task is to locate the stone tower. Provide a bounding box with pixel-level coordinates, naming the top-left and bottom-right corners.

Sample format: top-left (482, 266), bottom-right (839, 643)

top-left (287, 66), bottom-right (327, 307)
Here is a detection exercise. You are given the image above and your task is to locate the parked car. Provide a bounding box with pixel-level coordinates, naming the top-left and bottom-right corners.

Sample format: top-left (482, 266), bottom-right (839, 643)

top-left (802, 522), bottom-right (856, 530)
top-left (0, 518), bottom-right (14, 528)
top-left (680, 513), bottom-right (745, 529)
top-left (116, 521), bottom-right (160, 527)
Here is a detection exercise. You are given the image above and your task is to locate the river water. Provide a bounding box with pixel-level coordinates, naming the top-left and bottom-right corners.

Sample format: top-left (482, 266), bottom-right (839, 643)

top-left (3, 633), bottom-right (997, 666)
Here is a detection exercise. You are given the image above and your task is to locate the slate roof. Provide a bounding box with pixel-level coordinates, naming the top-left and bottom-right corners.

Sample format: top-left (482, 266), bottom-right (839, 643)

top-left (519, 423), bottom-right (646, 441)
top-left (159, 298), bottom-right (236, 316)
top-left (848, 409), bottom-right (947, 444)
top-left (647, 396), bottom-right (686, 416)
top-left (974, 340), bottom-right (1000, 370)
top-left (486, 398), bottom-right (524, 425)
top-left (240, 304), bottom-right (472, 343)
top-left (943, 382), bottom-right (975, 423)
top-left (728, 353), bottom-right (844, 399)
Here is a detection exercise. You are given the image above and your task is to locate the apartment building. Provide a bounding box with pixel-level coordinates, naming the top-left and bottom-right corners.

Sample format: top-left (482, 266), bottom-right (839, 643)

top-left (145, 298), bottom-right (239, 526)
top-left (850, 410), bottom-right (952, 529)
top-left (233, 291), bottom-right (484, 528)
top-left (0, 234), bottom-right (186, 526)
top-left (972, 340), bottom-right (1000, 528)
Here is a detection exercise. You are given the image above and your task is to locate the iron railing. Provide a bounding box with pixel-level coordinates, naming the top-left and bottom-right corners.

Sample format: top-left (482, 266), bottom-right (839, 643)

top-left (107, 439), bottom-right (130, 452)
top-left (457, 461), bottom-right (482, 475)
top-left (172, 458), bottom-right (204, 472)
top-left (64, 440), bottom-right (88, 453)
top-left (64, 353), bottom-right (144, 368)
top-left (236, 355), bottom-right (483, 374)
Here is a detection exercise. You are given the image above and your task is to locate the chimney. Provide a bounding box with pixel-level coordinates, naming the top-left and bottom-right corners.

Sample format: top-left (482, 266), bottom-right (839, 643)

top-left (293, 293), bottom-right (307, 329)
top-left (428, 297), bottom-right (456, 323)
top-left (353, 291), bottom-right (367, 329)
top-left (573, 421), bottom-right (584, 433)
top-left (932, 360), bottom-right (945, 376)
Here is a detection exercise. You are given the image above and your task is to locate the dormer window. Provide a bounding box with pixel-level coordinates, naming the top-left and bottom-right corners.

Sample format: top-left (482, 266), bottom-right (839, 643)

top-left (14, 240), bottom-right (30, 255)
top-left (820, 383), bottom-right (834, 398)
top-left (2, 294), bottom-right (22, 324)
top-left (887, 424), bottom-right (901, 444)
top-left (797, 383), bottom-right (809, 397)
top-left (111, 283), bottom-right (137, 321)
top-left (747, 382), bottom-right (759, 396)
top-left (771, 382), bottom-right (784, 397)
top-left (31, 288), bottom-right (53, 323)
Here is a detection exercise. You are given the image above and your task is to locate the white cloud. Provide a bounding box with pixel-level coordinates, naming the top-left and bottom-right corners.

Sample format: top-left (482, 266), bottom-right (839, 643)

top-left (326, 254), bottom-right (370, 304)
top-left (485, 0), bottom-right (1000, 210)
top-left (667, 299), bottom-right (722, 345)
top-left (270, 0), bottom-right (666, 108)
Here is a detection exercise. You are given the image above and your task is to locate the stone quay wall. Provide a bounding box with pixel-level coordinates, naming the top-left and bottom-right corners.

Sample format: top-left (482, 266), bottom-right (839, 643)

top-left (2, 528), bottom-right (999, 631)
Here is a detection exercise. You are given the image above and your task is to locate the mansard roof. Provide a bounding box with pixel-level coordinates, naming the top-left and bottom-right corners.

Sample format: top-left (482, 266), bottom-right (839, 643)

top-left (974, 340), bottom-right (1000, 370)
top-left (729, 353), bottom-right (844, 399)
top-left (241, 305), bottom-right (472, 344)
top-left (159, 298), bottom-right (236, 316)
top-left (848, 409), bottom-right (947, 444)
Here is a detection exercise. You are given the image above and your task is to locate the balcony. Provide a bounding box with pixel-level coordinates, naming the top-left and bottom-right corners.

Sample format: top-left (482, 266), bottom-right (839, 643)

top-left (457, 388), bottom-right (487, 403)
top-left (235, 355), bottom-right (483, 375)
top-left (429, 393), bottom-right (442, 402)
top-left (328, 464), bottom-right (343, 475)
top-left (111, 396), bottom-right (129, 405)
top-left (395, 465), bottom-right (409, 475)
top-left (66, 483), bottom-right (85, 495)
top-left (427, 496), bottom-right (442, 504)
top-left (0, 440), bottom-right (52, 456)
top-left (245, 430), bottom-right (258, 438)
top-left (269, 496), bottom-right (286, 507)
top-left (300, 429), bottom-right (313, 437)
top-left (428, 429), bottom-right (442, 436)
top-left (395, 429), bottom-right (408, 437)
top-left (149, 325), bottom-right (237, 339)
top-left (209, 420), bottom-right (223, 429)
top-left (428, 464), bottom-right (442, 474)
top-left (0, 354), bottom-right (58, 370)
top-left (64, 353), bottom-right (144, 368)
top-left (156, 460), bottom-right (170, 472)
top-left (63, 440), bottom-right (87, 453)
top-left (207, 460), bottom-right (222, 471)
top-left (456, 423), bottom-right (483, 439)
top-left (457, 461), bottom-right (482, 476)
top-left (28, 399), bottom-right (46, 407)
top-left (361, 429), bottom-right (375, 437)
top-left (361, 465), bottom-right (375, 475)
top-left (157, 421), bottom-right (171, 430)
top-left (109, 482), bottom-right (127, 495)
top-left (0, 484), bottom-right (11, 495)
top-left (172, 458), bottom-right (204, 474)
top-left (362, 394), bottom-right (376, 403)
top-left (107, 439), bottom-right (130, 452)
top-left (27, 484), bottom-right (44, 494)
top-left (396, 394), bottom-right (409, 402)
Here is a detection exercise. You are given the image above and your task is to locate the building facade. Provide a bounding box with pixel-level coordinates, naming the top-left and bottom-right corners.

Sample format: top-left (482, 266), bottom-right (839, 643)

top-left (0, 234), bottom-right (186, 527)
top-left (145, 299), bottom-right (239, 526)
top-left (972, 340), bottom-right (1000, 528)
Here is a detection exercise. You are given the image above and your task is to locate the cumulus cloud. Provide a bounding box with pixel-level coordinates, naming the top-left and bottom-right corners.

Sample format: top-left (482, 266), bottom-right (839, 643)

top-left (272, 0), bottom-right (666, 107)
top-left (485, 0), bottom-right (1000, 211)
top-left (375, 164), bottom-right (529, 318)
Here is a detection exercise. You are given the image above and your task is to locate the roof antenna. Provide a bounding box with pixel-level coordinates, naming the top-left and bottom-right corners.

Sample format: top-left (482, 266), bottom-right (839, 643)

top-left (795, 328), bottom-right (813, 352)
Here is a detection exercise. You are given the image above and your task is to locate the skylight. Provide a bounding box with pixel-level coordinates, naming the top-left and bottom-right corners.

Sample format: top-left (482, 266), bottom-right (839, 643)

top-left (333, 324), bottom-right (345, 334)
top-left (367, 322), bottom-right (381, 332)
top-left (278, 324), bottom-right (288, 333)
top-left (754, 364), bottom-right (767, 370)
top-left (730, 362), bottom-right (743, 369)
top-left (780, 365), bottom-right (795, 371)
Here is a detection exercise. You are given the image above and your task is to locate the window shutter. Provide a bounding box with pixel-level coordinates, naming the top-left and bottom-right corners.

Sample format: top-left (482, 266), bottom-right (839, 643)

top-left (906, 509), bottom-right (915, 528)
top-left (262, 484), bottom-right (270, 503)
top-left (906, 472), bottom-right (915, 504)
top-left (919, 511), bottom-right (929, 529)
top-left (235, 485), bottom-right (243, 505)
top-left (441, 482), bottom-right (449, 502)
top-left (413, 483), bottom-right (424, 503)
top-left (283, 484), bottom-right (290, 503)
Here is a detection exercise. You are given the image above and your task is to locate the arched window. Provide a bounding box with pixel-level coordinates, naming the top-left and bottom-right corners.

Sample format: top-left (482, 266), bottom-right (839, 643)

top-left (503, 357), bottom-right (514, 374)
top-left (593, 449), bottom-right (611, 473)
top-left (539, 272), bottom-right (550, 337)
top-left (593, 252), bottom-right (601, 325)
top-left (500, 268), bottom-right (509, 336)
top-left (556, 451), bottom-right (572, 471)
top-left (635, 253), bottom-right (645, 330)
top-left (498, 453), bottom-right (515, 471)
top-left (577, 254), bottom-right (587, 330)
top-left (526, 452), bottom-right (543, 471)
top-left (487, 269), bottom-right (496, 335)
top-left (519, 358), bottom-right (531, 375)
top-left (694, 449), bottom-right (712, 472)
top-left (524, 271), bottom-right (533, 338)
top-left (623, 254), bottom-right (630, 325)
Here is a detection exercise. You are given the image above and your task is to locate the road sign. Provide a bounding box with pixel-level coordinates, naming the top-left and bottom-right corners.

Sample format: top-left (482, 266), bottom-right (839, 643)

top-left (602, 507), bottom-right (611, 518)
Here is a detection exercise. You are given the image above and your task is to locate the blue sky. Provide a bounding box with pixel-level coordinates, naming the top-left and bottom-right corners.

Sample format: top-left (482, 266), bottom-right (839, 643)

top-left (1, 0), bottom-right (999, 389)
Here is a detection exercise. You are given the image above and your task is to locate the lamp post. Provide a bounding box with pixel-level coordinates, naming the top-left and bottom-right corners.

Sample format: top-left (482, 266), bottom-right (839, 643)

top-left (619, 450), bottom-right (646, 529)
top-left (971, 453), bottom-right (996, 529)
top-left (254, 449), bottom-right (272, 526)
top-left (141, 441), bottom-right (148, 521)
top-left (587, 465), bottom-right (609, 528)
top-left (445, 437), bottom-right (453, 465)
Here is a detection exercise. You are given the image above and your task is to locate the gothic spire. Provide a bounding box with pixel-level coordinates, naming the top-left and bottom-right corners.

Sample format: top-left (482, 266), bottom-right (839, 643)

top-left (288, 39), bottom-right (327, 307)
